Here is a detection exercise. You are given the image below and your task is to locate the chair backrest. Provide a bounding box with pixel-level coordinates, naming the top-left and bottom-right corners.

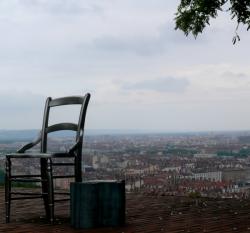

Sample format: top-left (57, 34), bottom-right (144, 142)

top-left (40, 93), bottom-right (91, 154)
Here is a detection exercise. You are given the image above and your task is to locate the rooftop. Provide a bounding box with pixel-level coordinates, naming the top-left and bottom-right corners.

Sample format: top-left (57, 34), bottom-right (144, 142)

top-left (1, 188), bottom-right (250, 232)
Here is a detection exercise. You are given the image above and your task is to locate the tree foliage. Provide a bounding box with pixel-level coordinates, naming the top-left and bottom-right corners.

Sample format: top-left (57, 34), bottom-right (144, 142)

top-left (175, 0), bottom-right (250, 43)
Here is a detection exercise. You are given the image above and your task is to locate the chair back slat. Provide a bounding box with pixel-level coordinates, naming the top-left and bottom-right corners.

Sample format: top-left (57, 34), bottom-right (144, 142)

top-left (41, 93), bottom-right (90, 156)
top-left (46, 123), bottom-right (78, 134)
top-left (41, 97), bottom-right (51, 153)
top-left (77, 94), bottom-right (91, 140)
top-left (49, 96), bottom-right (84, 107)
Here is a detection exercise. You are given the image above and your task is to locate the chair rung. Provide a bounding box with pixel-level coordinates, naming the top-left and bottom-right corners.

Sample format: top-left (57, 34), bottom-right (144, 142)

top-left (11, 195), bottom-right (43, 200)
top-left (54, 198), bottom-right (70, 202)
top-left (53, 175), bottom-right (75, 179)
top-left (11, 192), bottom-right (47, 196)
top-left (52, 163), bottom-right (74, 166)
top-left (12, 175), bottom-right (41, 178)
top-left (54, 192), bottom-right (70, 195)
top-left (10, 178), bottom-right (45, 182)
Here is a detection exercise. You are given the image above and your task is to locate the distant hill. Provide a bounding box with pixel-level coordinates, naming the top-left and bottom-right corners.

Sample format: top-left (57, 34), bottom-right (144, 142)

top-left (0, 129), bottom-right (76, 143)
top-left (0, 130), bottom-right (39, 143)
top-left (0, 129), bottom-right (250, 143)
top-left (0, 129), bottom-right (165, 142)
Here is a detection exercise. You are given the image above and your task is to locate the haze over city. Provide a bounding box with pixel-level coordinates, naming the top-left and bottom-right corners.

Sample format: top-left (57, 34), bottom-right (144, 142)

top-left (0, 0), bottom-right (250, 131)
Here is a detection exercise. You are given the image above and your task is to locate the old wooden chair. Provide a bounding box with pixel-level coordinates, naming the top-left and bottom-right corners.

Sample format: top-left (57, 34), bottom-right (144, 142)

top-left (5, 93), bottom-right (90, 223)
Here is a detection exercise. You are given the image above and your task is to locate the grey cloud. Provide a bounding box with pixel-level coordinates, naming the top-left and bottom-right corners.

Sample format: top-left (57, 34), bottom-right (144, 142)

top-left (93, 36), bottom-right (166, 56)
top-left (93, 21), bottom-right (176, 57)
top-left (93, 21), bottom-right (206, 57)
top-left (221, 71), bottom-right (248, 79)
top-left (122, 77), bottom-right (190, 93)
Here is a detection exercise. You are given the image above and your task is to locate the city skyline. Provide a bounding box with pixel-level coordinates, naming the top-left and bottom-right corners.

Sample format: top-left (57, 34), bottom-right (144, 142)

top-left (0, 1), bottom-right (250, 131)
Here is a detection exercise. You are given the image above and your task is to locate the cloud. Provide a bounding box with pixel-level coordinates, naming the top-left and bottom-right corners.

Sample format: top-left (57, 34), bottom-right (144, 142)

top-left (19, 0), bottom-right (103, 15)
top-left (221, 71), bottom-right (248, 79)
top-left (121, 77), bottom-right (190, 93)
top-left (0, 0), bottom-right (250, 131)
top-left (93, 20), bottom-right (207, 57)
top-left (93, 35), bottom-right (167, 56)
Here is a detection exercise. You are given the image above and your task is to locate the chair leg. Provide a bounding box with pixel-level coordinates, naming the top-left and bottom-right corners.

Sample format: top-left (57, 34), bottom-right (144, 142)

top-left (41, 158), bottom-right (50, 219)
top-left (75, 154), bottom-right (82, 182)
top-left (46, 158), bottom-right (54, 224)
top-left (5, 158), bottom-right (11, 223)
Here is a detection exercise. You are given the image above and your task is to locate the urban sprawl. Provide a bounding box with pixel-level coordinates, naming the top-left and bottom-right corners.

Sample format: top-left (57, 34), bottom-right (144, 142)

top-left (1, 132), bottom-right (250, 199)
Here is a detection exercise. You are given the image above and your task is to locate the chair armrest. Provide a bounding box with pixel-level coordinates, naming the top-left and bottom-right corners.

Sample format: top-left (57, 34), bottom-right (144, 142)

top-left (17, 132), bottom-right (42, 153)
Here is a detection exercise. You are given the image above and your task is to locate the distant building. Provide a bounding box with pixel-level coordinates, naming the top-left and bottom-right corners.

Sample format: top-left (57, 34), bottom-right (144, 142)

top-left (162, 166), bottom-right (181, 172)
top-left (222, 168), bottom-right (250, 183)
top-left (192, 171), bottom-right (222, 182)
top-left (238, 136), bottom-right (250, 143)
top-left (194, 153), bottom-right (217, 158)
top-left (92, 155), bottom-right (109, 169)
top-left (82, 165), bottom-right (95, 172)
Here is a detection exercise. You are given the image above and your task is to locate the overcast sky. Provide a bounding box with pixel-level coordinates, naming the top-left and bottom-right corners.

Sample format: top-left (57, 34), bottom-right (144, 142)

top-left (0, 0), bottom-right (250, 132)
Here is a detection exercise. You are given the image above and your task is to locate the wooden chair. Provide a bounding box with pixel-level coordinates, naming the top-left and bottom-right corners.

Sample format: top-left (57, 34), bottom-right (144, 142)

top-left (5, 93), bottom-right (90, 223)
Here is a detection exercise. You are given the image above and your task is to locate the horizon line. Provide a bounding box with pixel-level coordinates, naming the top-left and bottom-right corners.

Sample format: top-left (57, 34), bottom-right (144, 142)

top-left (0, 128), bottom-right (250, 134)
